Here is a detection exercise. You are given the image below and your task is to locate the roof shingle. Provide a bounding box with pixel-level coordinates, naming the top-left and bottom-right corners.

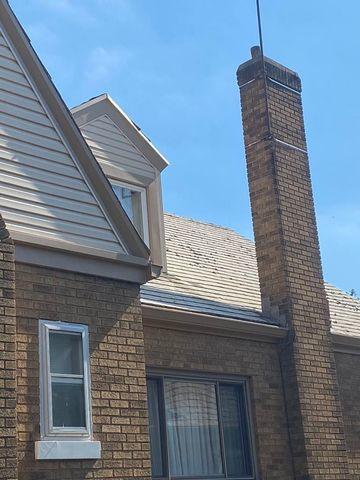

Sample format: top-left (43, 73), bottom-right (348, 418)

top-left (141, 213), bottom-right (360, 338)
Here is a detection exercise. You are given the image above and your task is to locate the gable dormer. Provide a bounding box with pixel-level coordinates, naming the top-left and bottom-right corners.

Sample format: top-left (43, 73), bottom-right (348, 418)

top-left (72, 94), bottom-right (169, 272)
top-left (0, 2), bottom-right (151, 283)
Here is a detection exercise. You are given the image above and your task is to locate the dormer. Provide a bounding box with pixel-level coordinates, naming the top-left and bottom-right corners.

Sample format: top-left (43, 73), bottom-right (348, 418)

top-left (71, 95), bottom-right (168, 273)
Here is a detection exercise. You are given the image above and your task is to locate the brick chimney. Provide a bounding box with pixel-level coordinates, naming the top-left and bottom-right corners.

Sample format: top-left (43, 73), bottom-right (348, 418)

top-left (237, 49), bottom-right (350, 479)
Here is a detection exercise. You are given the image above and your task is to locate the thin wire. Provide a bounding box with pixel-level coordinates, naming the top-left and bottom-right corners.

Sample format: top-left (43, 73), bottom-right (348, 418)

top-left (256, 0), bottom-right (264, 56)
top-left (254, 5), bottom-right (299, 477)
top-left (255, 0), bottom-right (271, 135)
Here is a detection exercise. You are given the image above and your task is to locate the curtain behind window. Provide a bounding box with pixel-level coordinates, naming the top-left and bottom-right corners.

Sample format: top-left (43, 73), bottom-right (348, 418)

top-left (147, 379), bottom-right (164, 477)
top-left (164, 380), bottom-right (223, 477)
top-left (220, 384), bottom-right (252, 477)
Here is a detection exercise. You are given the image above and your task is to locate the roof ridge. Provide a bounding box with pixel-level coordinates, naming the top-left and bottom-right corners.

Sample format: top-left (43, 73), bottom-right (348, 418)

top-left (325, 282), bottom-right (360, 304)
top-left (71, 93), bottom-right (107, 111)
top-left (164, 212), bottom-right (250, 237)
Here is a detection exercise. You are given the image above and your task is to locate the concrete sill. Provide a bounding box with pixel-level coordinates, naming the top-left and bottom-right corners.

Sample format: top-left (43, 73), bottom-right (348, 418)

top-left (35, 440), bottom-right (101, 460)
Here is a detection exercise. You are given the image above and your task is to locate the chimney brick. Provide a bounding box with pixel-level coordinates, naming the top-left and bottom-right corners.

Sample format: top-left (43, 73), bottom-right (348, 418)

top-left (237, 50), bottom-right (350, 479)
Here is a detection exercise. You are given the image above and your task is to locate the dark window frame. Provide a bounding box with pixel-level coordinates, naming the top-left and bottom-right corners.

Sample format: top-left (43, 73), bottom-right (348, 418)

top-left (146, 370), bottom-right (257, 480)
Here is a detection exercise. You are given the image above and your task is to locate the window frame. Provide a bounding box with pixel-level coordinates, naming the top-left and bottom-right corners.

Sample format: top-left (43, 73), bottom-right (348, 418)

top-left (39, 320), bottom-right (93, 441)
top-left (111, 179), bottom-right (150, 246)
top-left (146, 370), bottom-right (257, 480)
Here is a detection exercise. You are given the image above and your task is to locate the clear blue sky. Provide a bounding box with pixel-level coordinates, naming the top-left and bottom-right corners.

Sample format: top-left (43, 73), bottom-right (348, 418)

top-left (10, 0), bottom-right (360, 294)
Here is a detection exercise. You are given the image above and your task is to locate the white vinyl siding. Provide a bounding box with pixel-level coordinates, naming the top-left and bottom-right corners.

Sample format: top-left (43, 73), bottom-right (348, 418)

top-left (0, 28), bottom-right (125, 254)
top-left (80, 115), bottom-right (156, 184)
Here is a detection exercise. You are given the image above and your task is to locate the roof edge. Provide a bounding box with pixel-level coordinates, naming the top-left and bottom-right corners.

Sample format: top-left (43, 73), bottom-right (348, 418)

top-left (71, 94), bottom-right (169, 172)
top-left (15, 242), bottom-right (154, 285)
top-left (142, 303), bottom-right (287, 343)
top-left (332, 333), bottom-right (360, 355)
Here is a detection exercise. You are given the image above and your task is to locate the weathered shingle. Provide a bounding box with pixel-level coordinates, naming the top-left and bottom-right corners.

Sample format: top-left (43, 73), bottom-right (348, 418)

top-left (326, 283), bottom-right (360, 338)
top-left (141, 213), bottom-right (360, 337)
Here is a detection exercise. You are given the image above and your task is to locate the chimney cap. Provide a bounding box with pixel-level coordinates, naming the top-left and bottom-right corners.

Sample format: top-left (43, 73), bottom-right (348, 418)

top-left (251, 46), bottom-right (261, 58)
top-left (237, 49), bottom-right (301, 92)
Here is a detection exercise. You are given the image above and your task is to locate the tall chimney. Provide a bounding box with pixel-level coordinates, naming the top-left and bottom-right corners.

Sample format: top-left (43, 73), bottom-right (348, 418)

top-left (237, 49), bottom-right (350, 479)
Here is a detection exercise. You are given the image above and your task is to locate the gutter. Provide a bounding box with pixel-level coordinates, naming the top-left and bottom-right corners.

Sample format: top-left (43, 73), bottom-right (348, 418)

top-left (332, 333), bottom-right (360, 355)
top-left (142, 303), bottom-right (287, 343)
top-left (142, 304), bottom-right (360, 352)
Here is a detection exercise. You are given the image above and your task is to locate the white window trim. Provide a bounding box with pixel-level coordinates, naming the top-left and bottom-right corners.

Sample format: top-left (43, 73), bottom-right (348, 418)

top-left (38, 320), bottom-right (93, 441)
top-left (111, 179), bottom-right (150, 246)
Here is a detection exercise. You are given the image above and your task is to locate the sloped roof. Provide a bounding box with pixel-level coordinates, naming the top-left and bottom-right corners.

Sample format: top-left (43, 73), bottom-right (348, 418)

top-left (141, 213), bottom-right (360, 338)
top-left (326, 283), bottom-right (360, 338)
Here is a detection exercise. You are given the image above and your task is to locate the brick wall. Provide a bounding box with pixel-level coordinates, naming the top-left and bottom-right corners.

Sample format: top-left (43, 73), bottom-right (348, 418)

top-left (237, 50), bottom-right (350, 479)
top-left (0, 217), bottom-right (17, 479)
top-left (15, 262), bottom-right (151, 480)
top-left (335, 352), bottom-right (360, 479)
top-left (144, 325), bottom-right (294, 480)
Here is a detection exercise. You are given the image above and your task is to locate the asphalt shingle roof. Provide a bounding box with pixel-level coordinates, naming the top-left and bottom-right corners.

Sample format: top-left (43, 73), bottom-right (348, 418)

top-left (141, 213), bottom-right (360, 338)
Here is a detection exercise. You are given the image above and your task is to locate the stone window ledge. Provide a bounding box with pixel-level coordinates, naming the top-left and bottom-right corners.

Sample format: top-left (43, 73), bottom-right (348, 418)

top-left (35, 440), bottom-right (101, 460)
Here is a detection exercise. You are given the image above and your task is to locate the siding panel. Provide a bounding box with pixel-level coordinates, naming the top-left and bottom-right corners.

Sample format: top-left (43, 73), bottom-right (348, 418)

top-left (80, 115), bottom-right (156, 183)
top-left (0, 184), bottom-right (101, 216)
top-left (0, 175), bottom-right (97, 204)
top-left (0, 197), bottom-right (110, 229)
top-left (0, 88), bottom-right (44, 112)
top-left (0, 111), bottom-right (61, 139)
top-left (0, 76), bottom-right (38, 99)
top-left (0, 158), bottom-right (88, 190)
top-left (0, 30), bottom-right (125, 254)
top-left (0, 101), bottom-right (52, 127)
top-left (0, 65), bottom-right (30, 86)
top-left (0, 147), bottom-right (79, 176)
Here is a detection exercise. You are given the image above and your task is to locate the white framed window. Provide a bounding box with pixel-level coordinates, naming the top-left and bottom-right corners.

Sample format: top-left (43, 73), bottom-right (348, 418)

top-left (111, 180), bottom-right (149, 245)
top-left (39, 320), bottom-right (92, 441)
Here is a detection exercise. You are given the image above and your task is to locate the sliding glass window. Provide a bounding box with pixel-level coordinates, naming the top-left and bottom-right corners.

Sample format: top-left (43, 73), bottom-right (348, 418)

top-left (147, 374), bottom-right (255, 480)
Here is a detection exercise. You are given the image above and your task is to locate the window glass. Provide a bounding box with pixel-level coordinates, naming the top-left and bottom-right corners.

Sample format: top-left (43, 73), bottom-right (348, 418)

top-left (49, 332), bottom-right (83, 375)
top-left (220, 384), bottom-right (252, 477)
top-left (52, 381), bottom-right (86, 428)
top-left (113, 184), bottom-right (144, 238)
top-left (147, 376), bottom-right (254, 480)
top-left (164, 380), bottom-right (223, 477)
top-left (48, 330), bottom-right (86, 430)
top-left (147, 379), bottom-right (165, 477)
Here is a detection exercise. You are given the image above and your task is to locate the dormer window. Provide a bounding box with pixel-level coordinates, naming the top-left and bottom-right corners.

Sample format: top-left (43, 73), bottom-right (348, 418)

top-left (112, 180), bottom-right (149, 245)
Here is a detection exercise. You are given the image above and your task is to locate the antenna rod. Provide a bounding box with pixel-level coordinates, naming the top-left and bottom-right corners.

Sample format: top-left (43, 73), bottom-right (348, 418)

top-left (255, 0), bottom-right (271, 134)
top-left (256, 0), bottom-right (264, 56)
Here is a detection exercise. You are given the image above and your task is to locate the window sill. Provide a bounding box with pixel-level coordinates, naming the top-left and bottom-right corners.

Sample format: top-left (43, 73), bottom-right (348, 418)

top-left (35, 440), bottom-right (101, 460)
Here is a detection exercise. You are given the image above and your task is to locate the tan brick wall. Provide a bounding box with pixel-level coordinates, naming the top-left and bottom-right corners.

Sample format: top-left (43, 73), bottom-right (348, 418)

top-left (335, 352), bottom-right (360, 479)
top-left (144, 325), bottom-right (294, 480)
top-left (0, 218), bottom-right (17, 480)
top-left (15, 262), bottom-right (151, 480)
top-left (237, 52), bottom-right (350, 479)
